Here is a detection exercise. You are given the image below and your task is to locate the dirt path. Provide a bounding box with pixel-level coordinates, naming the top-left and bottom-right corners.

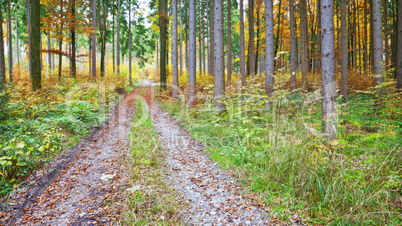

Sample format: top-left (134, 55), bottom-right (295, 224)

top-left (1, 88), bottom-right (141, 225)
top-left (142, 85), bottom-right (272, 225)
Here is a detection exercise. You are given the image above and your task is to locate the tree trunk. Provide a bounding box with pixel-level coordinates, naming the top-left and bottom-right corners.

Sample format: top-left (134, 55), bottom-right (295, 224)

top-left (265, 0), bottom-right (274, 96)
top-left (353, 0), bottom-right (357, 71)
top-left (189, 0), bottom-right (197, 103)
top-left (48, 35), bottom-right (51, 75)
top-left (290, 0), bottom-right (296, 91)
top-left (199, 0), bottom-right (202, 74)
top-left (383, 0), bottom-right (389, 71)
top-left (7, 0), bottom-right (13, 82)
top-left (112, 3), bottom-right (115, 73)
top-left (213, 0), bottom-right (225, 113)
top-left (156, 39), bottom-right (159, 75)
top-left (31, 0), bottom-right (41, 91)
top-left (227, 0), bottom-right (232, 84)
top-left (129, 0), bottom-right (132, 85)
top-left (300, 0), bottom-right (309, 88)
top-left (255, 1), bottom-right (260, 73)
top-left (100, 0), bottom-right (106, 77)
top-left (116, 0), bottom-right (120, 76)
top-left (0, 6), bottom-right (5, 86)
top-left (92, 0), bottom-right (97, 78)
top-left (247, 0), bottom-right (254, 77)
top-left (71, 0), bottom-right (76, 79)
top-left (15, 10), bottom-right (20, 78)
top-left (321, 0), bottom-right (337, 140)
top-left (341, 0), bottom-right (348, 99)
top-left (160, 0), bottom-right (168, 88)
top-left (28, 0), bottom-right (32, 81)
top-left (397, 0), bottom-right (402, 91)
top-left (274, 0), bottom-right (282, 64)
top-left (372, 0), bottom-right (384, 104)
top-left (240, 0), bottom-right (246, 85)
top-left (317, 0), bottom-right (321, 72)
top-left (364, 0), bottom-right (368, 72)
top-left (179, 0), bottom-right (183, 77)
top-left (209, 0), bottom-right (215, 76)
top-left (173, 0), bottom-right (179, 98)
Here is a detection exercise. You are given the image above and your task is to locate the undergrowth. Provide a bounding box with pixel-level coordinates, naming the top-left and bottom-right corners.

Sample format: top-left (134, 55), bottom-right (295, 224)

top-left (157, 72), bottom-right (401, 225)
top-left (123, 96), bottom-right (182, 225)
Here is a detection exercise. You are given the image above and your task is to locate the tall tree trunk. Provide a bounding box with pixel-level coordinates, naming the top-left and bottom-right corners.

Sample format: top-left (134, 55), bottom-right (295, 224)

top-left (7, 0), bottom-right (13, 82)
top-left (198, 0), bottom-right (202, 74)
top-left (317, 0), bottom-right (321, 72)
top-left (189, 0), bottom-right (196, 103)
top-left (274, 0), bottom-right (282, 63)
top-left (112, 3), bottom-right (115, 73)
top-left (202, 2), bottom-right (206, 75)
top-left (15, 10), bottom-right (20, 78)
top-left (156, 39), bottom-right (159, 75)
top-left (383, 0), bottom-right (389, 71)
top-left (31, 0), bottom-right (41, 91)
top-left (213, 0), bottom-right (225, 113)
top-left (129, 0), bottom-right (132, 85)
top-left (397, 0), bottom-right (402, 91)
top-left (100, 0), bottom-right (106, 77)
top-left (28, 0), bottom-right (32, 81)
top-left (0, 5), bottom-right (5, 86)
top-left (372, 0), bottom-right (384, 104)
top-left (364, 0), bottom-right (368, 72)
top-left (247, 0), bottom-right (254, 77)
top-left (341, 0), bottom-right (348, 99)
top-left (265, 0), bottom-right (274, 96)
top-left (116, 0), bottom-right (120, 76)
top-left (92, 0), bottom-right (97, 78)
top-left (209, 0), bottom-right (215, 76)
top-left (300, 0), bottom-right (309, 88)
top-left (89, 38), bottom-right (92, 76)
top-left (48, 35), bottom-right (51, 75)
top-left (254, 1), bottom-right (260, 73)
top-left (227, 0), bottom-right (232, 84)
top-left (160, 0), bottom-right (168, 88)
top-left (353, 0), bottom-right (357, 71)
top-left (357, 7), bottom-right (362, 73)
top-left (240, 0), bottom-right (246, 85)
top-left (321, 0), bottom-right (337, 140)
top-left (71, 0), bottom-right (76, 79)
top-left (173, 0), bottom-right (179, 98)
top-left (290, 0), bottom-right (296, 91)
top-left (179, 0), bottom-right (183, 77)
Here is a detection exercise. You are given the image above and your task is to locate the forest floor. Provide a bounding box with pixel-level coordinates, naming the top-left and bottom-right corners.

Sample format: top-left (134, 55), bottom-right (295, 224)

top-left (1, 82), bottom-right (281, 225)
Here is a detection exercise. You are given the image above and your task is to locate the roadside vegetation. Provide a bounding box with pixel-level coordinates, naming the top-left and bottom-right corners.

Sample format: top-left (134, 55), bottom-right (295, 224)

top-left (157, 71), bottom-right (402, 225)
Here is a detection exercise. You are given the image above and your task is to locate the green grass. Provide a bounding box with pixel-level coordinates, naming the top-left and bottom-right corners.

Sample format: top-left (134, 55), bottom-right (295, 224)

top-left (158, 88), bottom-right (401, 225)
top-left (122, 97), bottom-right (182, 225)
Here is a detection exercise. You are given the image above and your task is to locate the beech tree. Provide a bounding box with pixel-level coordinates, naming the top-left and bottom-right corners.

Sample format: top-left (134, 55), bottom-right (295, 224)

top-left (31, 0), bottom-right (41, 91)
top-left (289, 0), bottom-right (296, 91)
top-left (173, 0), bottom-right (178, 98)
top-left (239, 0), bottom-right (246, 85)
top-left (372, 0), bottom-right (383, 104)
top-left (213, 0), bottom-right (225, 113)
top-left (91, 0), bottom-right (96, 79)
top-left (265, 0), bottom-right (274, 95)
top-left (159, 0), bottom-right (167, 88)
top-left (188, 0), bottom-right (196, 103)
top-left (300, 0), bottom-right (309, 88)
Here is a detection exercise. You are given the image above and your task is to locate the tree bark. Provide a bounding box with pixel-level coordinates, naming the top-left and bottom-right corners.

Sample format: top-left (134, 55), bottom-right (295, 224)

top-left (209, 0), bottom-right (215, 76)
top-left (341, 0), bottom-right (348, 99)
top-left (112, 2), bottom-right (115, 73)
top-left (240, 0), bottom-right (246, 85)
top-left (397, 0), bottom-right (402, 91)
top-left (199, 0), bottom-right (202, 74)
top-left (300, 0), bottom-right (309, 88)
top-left (255, 0), bottom-right (260, 73)
top-left (321, 0), bottom-right (337, 140)
top-left (0, 5), bottom-right (5, 86)
top-left (160, 0), bottom-right (168, 88)
top-left (7, 0), bottom-right (13, 82)
top-left (364, 0), bottom-right (368, 72)
top-left (189, 0), bottom-right (196, 103)
top-left (227, 0), bottom-right (232, 84)
top-left (213, 0), bottom-right (225, 113)
top-left (173, 0), bottom-right (179, 98)
top-left (71, 0), bottom-right (76, 79)
top-left (317, 0), bottom-right (321, 72)
top-left (31, 0), bottom-right (41, 91)
top-left (289, 0), bottom-right (296, 91)
top-left (48, 35), bottom-right (51, 75)
top-left (15, 10), bottom-right (20, 78)
top-left (372, 0), bottom-right (384, 104)
top-left (129, 0), bottom-right (132, 85)
top-left (383, 0), bottom-right (389, 71)
top-left (274, 0), bottom-right (282, 63)
top-left (247, 0), bottom-right (254, 77)
top-left (179, 0), bottom-right (183, 76)
top-left (28, 0), bottom-right (32, 81)
top-left (92, 0), bottom-right (97, 78)
top-left (116, 0), bottom-right (120, 76)
top-left (265, 0), bottom-right (274, 96)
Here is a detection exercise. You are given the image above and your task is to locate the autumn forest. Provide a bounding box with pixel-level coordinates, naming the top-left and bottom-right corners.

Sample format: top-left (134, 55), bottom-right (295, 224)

top-left (0, 0), bottom-right (401, 225)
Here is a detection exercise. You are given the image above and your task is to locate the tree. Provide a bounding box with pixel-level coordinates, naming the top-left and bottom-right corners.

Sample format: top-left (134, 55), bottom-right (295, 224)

top-left (172, 0), bottom-right (178, 98)
top-left (70, 0), bottom-right (76, 79)
top-left (213, 0), bottom-right (225, 113)
top-left (92, 0), bottom-right (96, 79)
top-left (129, 0), bottom-right (133, 85)
top-left (239, 0), bottom-right (246, 85)
top-left (397, 0), bottom-right (402, 91)
top-left (340, 0), bottom-right (348, 99)
top-left (289, 0), bottom-right (296, 91)
top-left (0, 5), bottom-right (5, 87)
top-left (321, 0), bottom-right (337, 140)
top-left (159, 0), bottom-right (168, 88)
top-left (189, 0), bottom-right (196, 104)
top-left (209, 0), bottom-right (214, 76)
top-left (247, 0), bottom-right (254, 76)
top-left (300, 0), bottom-right (309, 88)
top-left (7, 0), bottom-right (12, 82)
top-left (265, 0), bottom-right (274, 96)
top-left (226, 0), bottom-right (232, 84)
top-left (31, 0), bottom-right (41, 91)
top-left (116, 0), bottom-right (121, 76)
top-left (372, 0), bottom-right (384, 104)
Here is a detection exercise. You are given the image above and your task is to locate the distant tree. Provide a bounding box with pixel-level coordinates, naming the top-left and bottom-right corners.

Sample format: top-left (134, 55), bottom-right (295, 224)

top-left (0, 5), bottom-right (5, 87)
top-left (7, 0), bottom-right (12, 82)
top-left (265, 0), bottom-right (274, 95)
top-left (239, 0), bottom-right (246, 85)
top-left (321, 0), bottom-right (337, 140)
top-left (31, 0), bottom-right (41, 91)
top-left (300, 0), bottom-right (309, 88)
top-left (247, 0), bottom-right (254, 76)
top-left (189, 0), bottom-right (196, 103)
top-left (213, 0), bottom-right (225, 113)
top-left (340, 0), bottom-right (347, 99)
top-left (226, 0), bottom-right (232, 84)
top-left (172, 0), bottom-right (178, 98)
top-left (209, 0), bottom-right (214, 76)
top-left (289, 0), bottom-right (296, 91)
top-left (92, 0), bottom-right (96, 79)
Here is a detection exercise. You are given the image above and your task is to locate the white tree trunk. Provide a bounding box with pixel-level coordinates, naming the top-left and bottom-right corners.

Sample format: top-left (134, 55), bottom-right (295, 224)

top-left (265, 0), bottom-right (274, 95)
top-left (188, 0), bottom-right (196, 105)
top-left (213, 0), bottom-right (225, 113)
